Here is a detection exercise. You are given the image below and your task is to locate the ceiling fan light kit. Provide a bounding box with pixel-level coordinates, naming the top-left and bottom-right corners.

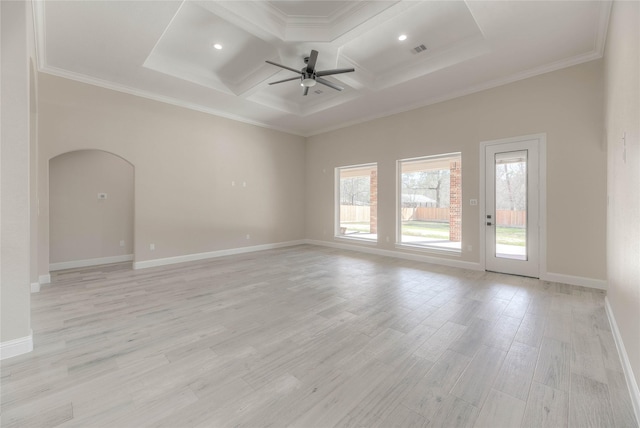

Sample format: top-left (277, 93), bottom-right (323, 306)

top-left (266, 49), bottom-right (354, 96)
top-left (301, 78), bottom-right (316, 88)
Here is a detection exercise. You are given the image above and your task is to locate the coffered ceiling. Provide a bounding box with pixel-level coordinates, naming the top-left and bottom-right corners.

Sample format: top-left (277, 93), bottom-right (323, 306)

top-left (33, 1), bottom-right (611, 136)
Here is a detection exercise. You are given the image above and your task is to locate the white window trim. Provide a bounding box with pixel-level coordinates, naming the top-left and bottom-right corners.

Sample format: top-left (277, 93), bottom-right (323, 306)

top-left (335, 162), bottom-right (378, 242)
top-left (396, 152), bottom-right (462, 253)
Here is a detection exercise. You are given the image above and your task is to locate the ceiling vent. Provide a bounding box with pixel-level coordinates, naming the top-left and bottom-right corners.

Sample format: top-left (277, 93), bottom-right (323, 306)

top-left (314, 89), bottom-right (324, 94)
top-left (412, 44), bottom-right (427, 54)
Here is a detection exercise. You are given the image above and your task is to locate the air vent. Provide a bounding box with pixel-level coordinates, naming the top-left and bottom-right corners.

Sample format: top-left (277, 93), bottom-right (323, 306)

top-left (314, 89), bottom-right (323, 94)
top-left (413, 44), bottom-right (427, 54)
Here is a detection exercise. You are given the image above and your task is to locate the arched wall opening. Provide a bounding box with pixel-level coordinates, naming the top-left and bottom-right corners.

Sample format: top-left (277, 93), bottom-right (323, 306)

top-left (49, 149), bottom-right (135, 270)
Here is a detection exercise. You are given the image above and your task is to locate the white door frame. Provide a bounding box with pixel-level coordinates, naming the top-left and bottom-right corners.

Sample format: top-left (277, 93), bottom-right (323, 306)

top-left (479, 133), bottom-right (547, 276)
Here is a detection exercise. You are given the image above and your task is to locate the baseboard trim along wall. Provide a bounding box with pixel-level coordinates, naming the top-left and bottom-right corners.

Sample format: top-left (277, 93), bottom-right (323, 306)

top-left (50, 254), bottom-right (134, 271)
top-left (133, 240), bottom-right (306, 270)
top-left (605, 297), bottom-right (640, 424)
top-left (31, 282), bottom-right (40, 293)
top-left (0, 331), bottom-right (33, 360)
top-left (39, 274), bottom-right (51, 284)
top-left (305, 240), bottom-right (607, 290)
top-left (305, 239), bottom-right (483, 272)
top-left (542, 272), bottom-right (607, 290)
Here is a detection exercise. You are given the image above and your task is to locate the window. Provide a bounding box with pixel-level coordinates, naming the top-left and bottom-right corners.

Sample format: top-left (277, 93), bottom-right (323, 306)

top-left (336, 163), bottom-right (378, 241)
top-left (398, 153), bottom-right (462, 252)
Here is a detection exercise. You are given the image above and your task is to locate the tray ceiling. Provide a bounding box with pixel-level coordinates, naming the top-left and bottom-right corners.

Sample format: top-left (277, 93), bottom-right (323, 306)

top-left (34, 1), bottom-right (611, 136)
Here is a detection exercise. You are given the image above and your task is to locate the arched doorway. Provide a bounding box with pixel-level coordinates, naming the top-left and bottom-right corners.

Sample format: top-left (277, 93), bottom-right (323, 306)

top-left (49, 150), bottom-right (134, 270)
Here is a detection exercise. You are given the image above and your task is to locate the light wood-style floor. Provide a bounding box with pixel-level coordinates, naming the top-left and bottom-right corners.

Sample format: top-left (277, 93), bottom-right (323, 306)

top-left (1, 245), bottom-right (637, 427)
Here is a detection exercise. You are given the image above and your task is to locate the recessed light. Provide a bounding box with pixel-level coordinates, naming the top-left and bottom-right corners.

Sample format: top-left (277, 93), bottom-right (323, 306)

top-left (213, 43), bottom-right (222, 50)
top-left (398, 35), bottom-right (407, 41)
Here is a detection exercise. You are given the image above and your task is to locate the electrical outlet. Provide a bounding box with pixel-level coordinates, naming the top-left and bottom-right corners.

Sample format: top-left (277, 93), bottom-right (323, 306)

top-left (120, 240), bottom-right (125, 247)
top-left (243, 181), bottom-right (247, 187)
top-left (386, 236), bottom-right (390, 242)
top-left (150, 243), bottom-right (155, 251)
top-left (470, 199), bottom-right (477, 206)
top-left (246, 234), bottom-right (250, 240)
top-left (467, 245), bottom-right (472, 252)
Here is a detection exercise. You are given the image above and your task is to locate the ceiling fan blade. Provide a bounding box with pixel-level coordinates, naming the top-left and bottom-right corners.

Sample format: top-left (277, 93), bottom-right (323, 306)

top-left (268, 76), bottom-right (301, 85)
top-left (265, 60), bottom-right (302, 75)
top-left (306, 50), bottom-right (318, 74)
top-left (316, 68), bottom-right (355, 77)
top-left (316, 77), bottom-right (344, 91)
top-left (303, 86), bottom-right (309, 96)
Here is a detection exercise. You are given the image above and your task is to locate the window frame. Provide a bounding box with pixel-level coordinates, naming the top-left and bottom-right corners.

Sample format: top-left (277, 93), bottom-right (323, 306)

top-left (335, 162), bottom-right (378, 243)
top-left (396, 152), bottom-right (462, 254)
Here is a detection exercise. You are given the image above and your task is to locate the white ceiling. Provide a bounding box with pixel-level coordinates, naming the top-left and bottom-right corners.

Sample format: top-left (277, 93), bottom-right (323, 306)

top-left (34, 1), bottom-right (611, 136)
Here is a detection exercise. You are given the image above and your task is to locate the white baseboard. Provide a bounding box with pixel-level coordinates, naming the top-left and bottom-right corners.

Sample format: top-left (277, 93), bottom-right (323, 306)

top-left (31, 282), bottom-right (40, 293)
top-left (605, 297), bottom-right (640, 424)
top-left (0, 331), bottom-right (33, 360)
top-left (39, 274), bottom-right (51, 284)
top-left (133, 240), bottom-right (306, 270)
top-left (541, 272), bottom-right (607, 290)
top-left (304, 239), bottom-right (483, 271)
top-left (50, 254), bottom-right (134, 271)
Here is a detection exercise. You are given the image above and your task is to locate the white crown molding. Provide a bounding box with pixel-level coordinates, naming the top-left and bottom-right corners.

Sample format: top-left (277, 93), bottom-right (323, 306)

top-left (31, 0), bottom-right (46, 70)
top-left (306, 50), bottom-right (603, 137)
top-left (38, 66), bottom-right (307, 137)
top-left (595, 1), bottom-right (613, 56)
top-left (50, 254), bottom-right (134, 272)
top-left (133, 240), bottom-right (306, 270)
top-left (0, 331), bottom-right (34, 360)
top-left (605, 297), bottom-right (640, 424)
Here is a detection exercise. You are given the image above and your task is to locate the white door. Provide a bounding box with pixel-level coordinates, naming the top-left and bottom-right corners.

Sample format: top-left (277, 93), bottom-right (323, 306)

top-left (484, 138), bottom-right (540, 277)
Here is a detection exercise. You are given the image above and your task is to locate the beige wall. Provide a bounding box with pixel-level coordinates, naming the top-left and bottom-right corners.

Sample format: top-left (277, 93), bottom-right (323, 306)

top-left (49, 150), bottom-right (134, 265)
top-left (29, 58), bottom-right (39, 286)
top-left (306, 60), bottom-right (606, 281)
top-left (38, 74), bottom-right (306, 273)
top-left (1, 0), bottom-right (32, 344)
top-left (604, 1), bottom-right (640, 390)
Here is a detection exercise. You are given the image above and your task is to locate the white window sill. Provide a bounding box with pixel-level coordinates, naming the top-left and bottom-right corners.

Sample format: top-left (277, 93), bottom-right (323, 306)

top-left (334, 235), bottom-right (378, 245)
top-left (395, 242), bottom-right (462, 256)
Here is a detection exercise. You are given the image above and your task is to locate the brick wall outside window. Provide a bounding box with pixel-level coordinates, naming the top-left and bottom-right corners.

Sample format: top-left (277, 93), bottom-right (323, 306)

top-left (449, 160), bottom-right (462, 242)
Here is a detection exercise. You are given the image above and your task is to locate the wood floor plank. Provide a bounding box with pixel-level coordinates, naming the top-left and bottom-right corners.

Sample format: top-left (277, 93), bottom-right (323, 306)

top-left (424, 394), bottom-right (480, 428)
top-left (521, 381), bottom-right (568, 428)
top-left (605, 368), bottom-right (639, 428)
top-left (450, 345), bottom-right (507, 407)
top-left (473, 388), bottom-right (526, 428)
top-left (413, 321), bottom-right (467, 362)
top-left (375, 404), bottom-right (427, 428)
top-left (337, 355), bottom-right (434, 427)
top-left (492, 341), bottom-right (538, 401)
top-left (402, 349), bottom-right (472, 419)
top-left (569, 373), bottom-right (616, 428)
top-left (448, 317), bottom-right (494, 357)
top-left (533, 336), bottom-right (571, 392)
top-left (514, 312), bottom-right (546, 348)
top-left (571, 331), bottom-right (608, 384)
top-left (0, 246), bottom-right (634, 428)
top-left (543, 310), bottom-right (573, 343)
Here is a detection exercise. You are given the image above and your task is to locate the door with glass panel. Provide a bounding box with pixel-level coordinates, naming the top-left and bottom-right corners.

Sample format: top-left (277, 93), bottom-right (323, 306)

top-left (485, 139), bottom-right (539, 277)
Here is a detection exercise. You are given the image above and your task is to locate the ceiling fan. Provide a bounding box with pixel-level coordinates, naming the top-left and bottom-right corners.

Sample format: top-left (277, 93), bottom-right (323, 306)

top-left (265, 50), bottom-right (355, 96)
